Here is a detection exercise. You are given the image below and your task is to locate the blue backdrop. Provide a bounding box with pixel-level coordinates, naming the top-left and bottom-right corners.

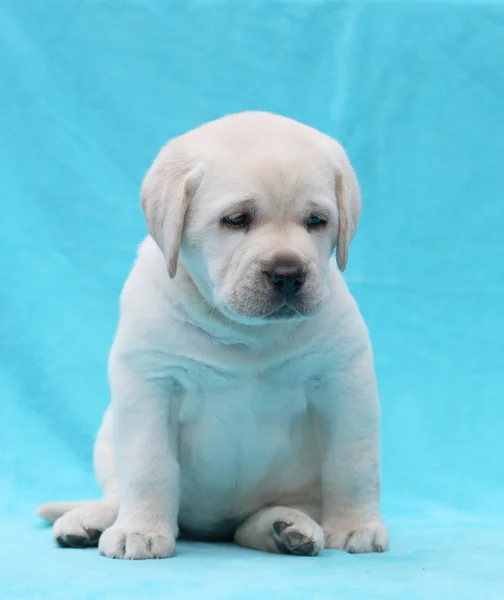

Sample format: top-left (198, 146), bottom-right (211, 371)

top-left (1, 1), bottom-right (503, 598)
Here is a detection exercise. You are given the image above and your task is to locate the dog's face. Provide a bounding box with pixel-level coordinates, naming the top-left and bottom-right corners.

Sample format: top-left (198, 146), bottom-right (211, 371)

top-left (141, 112), bottom-right (361, 324)
top-left (182, 157), bottom-right (339, 323)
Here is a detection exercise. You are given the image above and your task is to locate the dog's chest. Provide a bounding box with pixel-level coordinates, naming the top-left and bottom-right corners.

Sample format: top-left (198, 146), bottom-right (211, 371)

top-left (171, 339), bottom-right (325, 434)
top-left (173, 353), bottom-right (323, 527)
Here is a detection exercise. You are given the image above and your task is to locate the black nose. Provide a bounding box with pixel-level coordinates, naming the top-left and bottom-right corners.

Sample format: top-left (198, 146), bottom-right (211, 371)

top-left (268, 263), bottom-right (305, 296)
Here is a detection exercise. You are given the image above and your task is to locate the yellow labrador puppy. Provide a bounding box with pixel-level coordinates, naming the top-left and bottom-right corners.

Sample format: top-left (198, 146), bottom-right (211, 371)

top-left (38, 112), bottom-right (389, 559)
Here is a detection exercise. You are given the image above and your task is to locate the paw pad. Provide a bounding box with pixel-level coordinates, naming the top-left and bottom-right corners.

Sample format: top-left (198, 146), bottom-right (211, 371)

top-left (272, 518), bottom-right (323, 556)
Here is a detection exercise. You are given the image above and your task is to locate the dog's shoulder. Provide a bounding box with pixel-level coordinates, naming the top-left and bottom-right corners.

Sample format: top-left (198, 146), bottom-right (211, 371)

top-left (110, 237), bottom-right (185, 360)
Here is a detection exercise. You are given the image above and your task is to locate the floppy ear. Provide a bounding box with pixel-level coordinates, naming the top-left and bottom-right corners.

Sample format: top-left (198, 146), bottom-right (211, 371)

top-left (140, 143), bottom-right (202, 278)
top-left (334, 148), bottom-right (362, 271)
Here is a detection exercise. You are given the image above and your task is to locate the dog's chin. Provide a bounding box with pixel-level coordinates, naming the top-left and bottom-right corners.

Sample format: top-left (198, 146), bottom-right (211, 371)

top-left (263, 304), bottom-right (305, 322)
top-left (218, 298), bottom-right (322, 326)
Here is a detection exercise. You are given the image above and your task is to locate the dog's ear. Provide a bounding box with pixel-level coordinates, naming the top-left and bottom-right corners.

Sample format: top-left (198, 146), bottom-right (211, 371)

top-left (140, 143), bottom-right (203, 278)
top-left (333, 146), bottom-right (362, 271)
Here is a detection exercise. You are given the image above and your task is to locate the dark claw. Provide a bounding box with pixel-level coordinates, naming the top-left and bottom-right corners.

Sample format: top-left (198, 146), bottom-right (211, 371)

top-left (274, 538), bottom-right (289, 554)
top-left (344, 530), bottom-right (356, 551)
top-left (56, 536), bottom-right (70, 548)
top-left (292, 540), bottom-right (315, 556)
top-left (272, 520), bottom-right (292, 536)
top-left (65, 535), bottom-right (90, 548)
top-left (285, 530), bottom-right (305, 547)
top-left (85, 529), bottom-right (102, 544)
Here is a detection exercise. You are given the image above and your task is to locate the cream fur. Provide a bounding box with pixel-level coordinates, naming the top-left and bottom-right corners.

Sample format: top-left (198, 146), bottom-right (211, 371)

top-left (37, 112), bottom-right (388, 559)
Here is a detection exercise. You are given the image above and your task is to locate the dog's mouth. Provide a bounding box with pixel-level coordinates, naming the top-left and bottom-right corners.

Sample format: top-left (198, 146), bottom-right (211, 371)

top-left (217, 298), bottom-right (317, 325)
top-left (217, 283), bottom-right (324, 324)
top-left (263, 303), bottom-right (300, 321)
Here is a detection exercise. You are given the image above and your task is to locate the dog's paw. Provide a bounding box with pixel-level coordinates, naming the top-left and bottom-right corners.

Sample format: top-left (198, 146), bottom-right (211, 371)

top-left (98, 524), bottom-right (175, 560)
top-left (324, 519), bottom-right (389, 553)
top-left (272, 512), bottom-right (325, 556)
top-left (54, 502), bottom-right (117, 548)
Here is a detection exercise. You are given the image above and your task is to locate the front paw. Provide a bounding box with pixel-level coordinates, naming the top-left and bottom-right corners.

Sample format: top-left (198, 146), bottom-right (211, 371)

top-left (324, 519), bottom-right (389, 554)
top-left (98, 524), bottom-right (176, 560)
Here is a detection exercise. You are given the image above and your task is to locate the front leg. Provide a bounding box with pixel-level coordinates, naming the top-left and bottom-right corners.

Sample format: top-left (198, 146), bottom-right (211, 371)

top-left (316, 345), bottom-right (389, 553)
top-left (98, 356), bottom-right (179, 560)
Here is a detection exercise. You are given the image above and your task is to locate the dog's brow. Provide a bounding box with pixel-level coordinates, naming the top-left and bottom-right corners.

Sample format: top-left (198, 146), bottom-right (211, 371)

top-left (218, 197), bottom-right (256, 216)
top-left (304, 199), bottom-right (334, 217)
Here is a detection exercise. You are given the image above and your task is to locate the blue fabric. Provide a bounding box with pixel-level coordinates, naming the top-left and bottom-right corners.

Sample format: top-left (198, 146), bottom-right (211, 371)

top-left (1, 1), bottom-right (503, 598)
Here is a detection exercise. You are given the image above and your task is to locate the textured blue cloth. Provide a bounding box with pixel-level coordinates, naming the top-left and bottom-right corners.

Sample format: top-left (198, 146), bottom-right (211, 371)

top-left (1, 1), bottom-right (503, 598)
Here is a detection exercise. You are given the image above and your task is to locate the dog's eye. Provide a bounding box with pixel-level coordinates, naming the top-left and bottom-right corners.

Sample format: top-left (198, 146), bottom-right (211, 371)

top-left (307, 215), bottom-right (326, 228)
top-left (222, 213), bottom-right (251, 228)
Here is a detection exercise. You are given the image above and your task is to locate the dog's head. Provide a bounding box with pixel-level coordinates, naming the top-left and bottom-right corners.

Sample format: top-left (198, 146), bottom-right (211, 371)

top-left (141, 112), bottom-right (361, 324)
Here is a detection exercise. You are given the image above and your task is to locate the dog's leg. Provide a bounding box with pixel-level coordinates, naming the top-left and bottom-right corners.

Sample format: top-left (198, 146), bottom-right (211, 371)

top-left (316, 346), bottom-right (389, 553)
top-left (51, 412), bottom-right (119, 548)
top-left (234, 507), bottom-right (324, 556)
top-left (97, 358), bottom-right (179, 560)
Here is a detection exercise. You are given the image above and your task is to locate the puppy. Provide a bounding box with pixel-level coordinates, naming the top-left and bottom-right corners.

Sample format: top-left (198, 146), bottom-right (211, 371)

top-left (37, 112), bottom-right (389, 559)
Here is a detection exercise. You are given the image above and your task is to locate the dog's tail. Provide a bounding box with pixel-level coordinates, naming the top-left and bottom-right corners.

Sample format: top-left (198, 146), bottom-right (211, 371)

top-left (36, 501), bottom-right (91, 524)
